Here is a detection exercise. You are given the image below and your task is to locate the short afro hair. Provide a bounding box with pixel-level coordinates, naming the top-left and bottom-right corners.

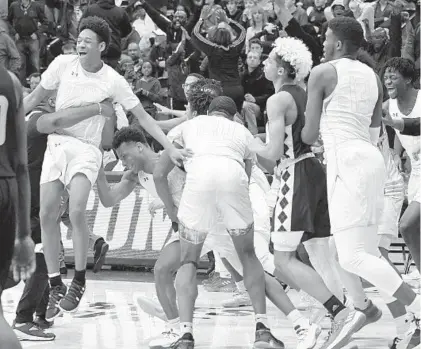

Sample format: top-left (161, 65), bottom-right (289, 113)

top-left (112, 126), bottom-right (148, 150)
top-left (79, 16), bottom-right (111, 50)
top-left (187, 79), bottom-right (223, 115)
top-left (383, 57), bottom-right (416, 83)
top-left (328, 17), bottom-right (364, 54)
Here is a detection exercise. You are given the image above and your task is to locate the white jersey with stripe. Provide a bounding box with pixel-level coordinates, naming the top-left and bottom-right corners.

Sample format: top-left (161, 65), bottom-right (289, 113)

top-left (389, 91), bottom-right (421, 177)
top-left (40, 55), bottom-right (139, 147)
top-left (377, 124), bottom-right (404, 197)
top-left (321, 58), bottom-right (378, 153)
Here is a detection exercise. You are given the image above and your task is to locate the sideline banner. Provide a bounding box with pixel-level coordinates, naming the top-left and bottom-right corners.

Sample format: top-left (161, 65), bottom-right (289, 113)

top-left (62, 173), bottom-right (177, 267)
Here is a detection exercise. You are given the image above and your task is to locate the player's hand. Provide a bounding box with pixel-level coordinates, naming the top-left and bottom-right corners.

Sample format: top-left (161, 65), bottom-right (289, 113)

top-left (149, 199), bottom-right (165, 216)
top-left (11, 237), bottom-right (36, 282)
top-left (168, 147), bottom-right (193, 167)
top-left (100, 99), bottom-right (115, 118)
top-left (244, 94), bottom-right (256, 103)
top-left (154, 103), bottom-right (172, 114)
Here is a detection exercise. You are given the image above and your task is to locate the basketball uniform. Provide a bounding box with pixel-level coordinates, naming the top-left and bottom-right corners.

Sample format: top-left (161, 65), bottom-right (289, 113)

top-left (377, 124), bottom-right (405, 249)
top-left (389, 91), bottom-right (421, 204)
top-left (0, 66), bottom-right (19, 293)
top-left (320, 58), bottom-right (385, 233)
top-left (271, 85), bottom-right (330, 252)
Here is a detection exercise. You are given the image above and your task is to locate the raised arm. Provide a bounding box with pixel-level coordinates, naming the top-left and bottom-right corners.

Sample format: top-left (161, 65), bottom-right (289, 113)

top-left (96, 167), bottom-right (138, 208)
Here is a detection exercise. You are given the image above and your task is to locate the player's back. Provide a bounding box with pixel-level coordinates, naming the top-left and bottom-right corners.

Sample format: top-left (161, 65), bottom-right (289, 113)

top-left (0, 66), bottom-right (19, 178)
top-left (321, 58), bottom-right (378, 152)
top-left (180, 115), bottom-right (253, 169)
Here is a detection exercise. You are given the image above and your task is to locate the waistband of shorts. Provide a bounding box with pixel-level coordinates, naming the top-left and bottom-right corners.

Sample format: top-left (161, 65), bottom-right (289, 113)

top-left (50, 133), bottom-right (100, 148)
top-left (274, 152), bottom-right (315, 177)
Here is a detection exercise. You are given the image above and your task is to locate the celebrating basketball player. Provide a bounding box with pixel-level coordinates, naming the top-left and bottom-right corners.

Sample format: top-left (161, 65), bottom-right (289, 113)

top-left (302, 16), bottom-right (420, 349)
top-left (23, 16), bottom-right (188, 321)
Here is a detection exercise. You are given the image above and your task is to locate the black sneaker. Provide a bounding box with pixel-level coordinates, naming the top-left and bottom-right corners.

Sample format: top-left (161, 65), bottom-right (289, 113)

top-left (59, 280), bottom-right (85, 313)
top-left (46, 284), bottom-right (67, 321)
top-left (33, 316), bottom-right (54, 330)
top-left (93, 240), bottom-right (109, 273)
top-left (170, 332), bottom-right (194, 349)
top-left (12, 322), bottom-right (56, 341)
top-left (254, 323), bottom-right (285, 349)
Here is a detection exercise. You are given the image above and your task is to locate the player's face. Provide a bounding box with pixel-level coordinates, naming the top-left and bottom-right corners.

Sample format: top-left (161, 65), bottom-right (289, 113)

top-left (322, 28), bottom-right (337, 62)
top-left (384, 68), bottom-right (409, 99)
top-left (77, 29), bottom-right (105, 63)
top-left (116, 142), bottom-right (145, 173)
top-left (263, 50), bottom-right (279, 81)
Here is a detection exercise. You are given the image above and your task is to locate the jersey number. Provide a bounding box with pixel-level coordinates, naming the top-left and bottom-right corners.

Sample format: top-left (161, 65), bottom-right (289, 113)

top-left (0, 96), bottom-right (10, 146)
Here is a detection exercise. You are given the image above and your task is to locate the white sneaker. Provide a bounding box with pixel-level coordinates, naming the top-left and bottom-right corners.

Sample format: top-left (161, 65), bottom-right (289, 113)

top-left (321, 308), bottom-right (366, 349)
top-left (389, 317), bottom-right (420, 349)
top-left (403, 270), bottom-right (421, 282)
top-left (295, 322), bottom-right (322, 349)
top-left (222, 291), bottom-right (252, 308)
top-left (149, 330), bottom-right (180, 349)
top-left (135, 295), bottom-right (167, 321)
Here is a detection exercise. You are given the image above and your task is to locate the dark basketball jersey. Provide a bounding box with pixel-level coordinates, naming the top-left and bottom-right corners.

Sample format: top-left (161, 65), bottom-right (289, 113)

top-left (281, 84), bottom-right (312, 159)
top-left (0, 66), bottom-right (18, 178)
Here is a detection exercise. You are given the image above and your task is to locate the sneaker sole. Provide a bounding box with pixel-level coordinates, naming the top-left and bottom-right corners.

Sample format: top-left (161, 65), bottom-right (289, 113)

top-left (45, 308), bottom-right (63, 322)
top-left (325, 312), bottom-right (366, 349)
top-left (135, 296), bottom-right (167, 321)
top-left (14, 330), bottom-right (55, 341)
top-left (93, 243), bottom-right (109, 273)
top-left (304, 324), bottom-right (322, 349)
top-left (254, 341), bottom-right (285, 349)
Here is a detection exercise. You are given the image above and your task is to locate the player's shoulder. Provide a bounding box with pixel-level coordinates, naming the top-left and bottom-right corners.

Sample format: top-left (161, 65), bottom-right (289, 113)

top-left (53, 54), bottom-right (79, 65)
top-left (267, 90), bottom-right (295, 109)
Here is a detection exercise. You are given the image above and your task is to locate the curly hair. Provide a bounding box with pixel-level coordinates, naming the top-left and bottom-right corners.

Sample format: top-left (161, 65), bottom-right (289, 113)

top-left (187, 79), bottom-right (223, 115)
top-left (112, 126), bottom-right (148, 150)
top-left (273, 37), bottom-right (313, 81)
top-left (328, 17), bottom-right (364, 55)
top-left (79, 16), bottom-right (111, 50)
top-left (383, 57), bottom-right (416, 83)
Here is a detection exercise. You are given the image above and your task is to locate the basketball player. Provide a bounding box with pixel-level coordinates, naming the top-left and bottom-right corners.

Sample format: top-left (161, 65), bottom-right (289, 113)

top-left (0, 66), bottom-right (36, 349)
top-left (166, 88), bottom-right (284, 347)
top-left (302, 17), bottom-right (420, 349)
top-left (24, 16), bottom-right (188, 321)
top-left (383, 57), bottom-right (420, 273)
top-left (250, 36), bottom-right (371, 348)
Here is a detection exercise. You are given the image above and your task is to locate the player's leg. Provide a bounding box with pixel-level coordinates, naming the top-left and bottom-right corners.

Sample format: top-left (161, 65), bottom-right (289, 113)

top-left (0, 178), bottom-right (22, 349)
top-left (89, 231), bottom-right (109, 274)
top-left (399, 201), bottom-right (420, 271)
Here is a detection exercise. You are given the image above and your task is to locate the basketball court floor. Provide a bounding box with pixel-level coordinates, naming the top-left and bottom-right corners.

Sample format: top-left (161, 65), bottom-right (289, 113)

top-left (1, 270), bottom-right (415, 349)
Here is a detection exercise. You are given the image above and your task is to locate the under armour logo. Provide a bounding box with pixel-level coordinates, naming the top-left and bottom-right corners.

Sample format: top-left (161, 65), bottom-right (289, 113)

top-left (71, 71), bottom-right (78, 77)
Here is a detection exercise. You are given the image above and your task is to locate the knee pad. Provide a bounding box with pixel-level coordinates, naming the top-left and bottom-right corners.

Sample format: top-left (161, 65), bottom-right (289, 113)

top-left (180, 260), bottom-right (198, 269)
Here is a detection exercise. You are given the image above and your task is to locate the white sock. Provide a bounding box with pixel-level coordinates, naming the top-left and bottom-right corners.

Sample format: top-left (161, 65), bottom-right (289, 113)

top-left (48, 272), bottom-right (60, 278)
top-left (287, 310), bottom-right (308, 329)
top-left (236, 280), bottom-right (246, 292)
top-left (396, 314), bottom-right (411, 337)
top-left (180, 322), bottom-right (193, 335)
top-left (354, 297), bottom-right (369, 311)
top-left (255, 314), bottom-right (269, 328)
top-left (167, 317), bottom-right (180, 333)
top-left (407, 295), bottom-right (421, 315)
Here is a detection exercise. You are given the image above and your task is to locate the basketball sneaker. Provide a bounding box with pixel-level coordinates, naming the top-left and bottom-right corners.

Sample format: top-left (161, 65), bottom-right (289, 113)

top-left (149, 330), bottom-right (180, 349)
top-left (12, 322), bottom-right (56, 341)
top-left (93, 239), bottom-right (109, 273)
top-left (254, 322), bottom-right (285, 348)
top-left (390, 317), bottom-right (420, 349)
top-left (45, 284), bottom-right (67, 321)
top-left (355, 300), bottom-right (382, 331)
top-left (320, 308), bottom-right (366, 349)
top-left (169, 332), bottom-right (194, 349)
top-left (295, 321), bottom-right (321, 349)
top-left (135, 295), bottom-right (167, 321)
top-left (33, 316), bottom-right (54, 330)
top-left (203, 274), bottom-right (235, 292)
top-left (59, 280), bottom-right (85, 313)
top-left (222, 291), bottom-right (252, 308)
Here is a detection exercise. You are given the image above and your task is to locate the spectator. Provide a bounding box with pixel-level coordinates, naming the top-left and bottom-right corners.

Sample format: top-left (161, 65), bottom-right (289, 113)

top-left (245, 5), bottom-right (269, 53)
top-left (0, 18), bottom-right (21, 76)
top-left (373, 0), bottom-right (394, 28)
top-left (241, 50), bottom-right (274, 134)
top-left (349, 0), bottom-right (375, 39)
top-left (307, 0), bottom-right (328, 33)
top-left (8, 0), bottom-right (48, 82)
top-left (225, 0), bottom-right (244, 22)
top-left (286, 0), bottom-right (309, 26)
top-left (149, 29), bottom-right (168, 77)
top-left (127, 41), bottom-right (143, 72)
top-left (62, 41), bottom-right (77, 55)
top-left (191, 17), bottom-right (246, 110)
top-left (44, 0), bottom-right (60, 26)
top-left (132, 1), bottom-right (158, 39)
top-left (82, 0), bottom-right (132, 68)
top-left (402, 2), bottom-right (420, 88)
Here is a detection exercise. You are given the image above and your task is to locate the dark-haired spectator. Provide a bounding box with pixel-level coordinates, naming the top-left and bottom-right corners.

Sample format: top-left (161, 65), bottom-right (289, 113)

top-left (225, 0), bottom-right (244, 22)
top-left (286, 0), bottom-right (308, 25)
top-left (62, 41), bottom-right (77, 55)
top-left (149, 29), bottom-right (169, 77)
top-left (8, 0), bottom-right (48, 82)
top-left (0, 19), bottom-right (21, 76)
top-left (307, 0), bottom-right (327, 33)
top-left (402, 4), bottom-right (420, 88)
top-left (373, 0), bottom-right (393, 28)
top-left (81, 0), bottom-right (132, 68)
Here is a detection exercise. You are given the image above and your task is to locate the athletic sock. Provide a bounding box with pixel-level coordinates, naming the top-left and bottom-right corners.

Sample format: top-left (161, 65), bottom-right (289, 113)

top-left (287, 309), bottom-right (308, 329)
top-left (180, 322), bottom-right (193, 335)
top-left (323, 295), bottom-right (346, 318)
top-left (49, 274), bottom-right (63, 287)
top-left (353, 297), bottom-right (369, 311)
top-left (255, 314), bottom-right (269, 328)
top-left (396, 314), bottom-right (411, 337)
top-left (407, 295), bottom-right (421, 316)
top-left (236, 280), bottom-right (247, 292)
top-left (168, 317), bottom-right (180, 333)
top-left (74, 269), bottom-right (86, 285)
